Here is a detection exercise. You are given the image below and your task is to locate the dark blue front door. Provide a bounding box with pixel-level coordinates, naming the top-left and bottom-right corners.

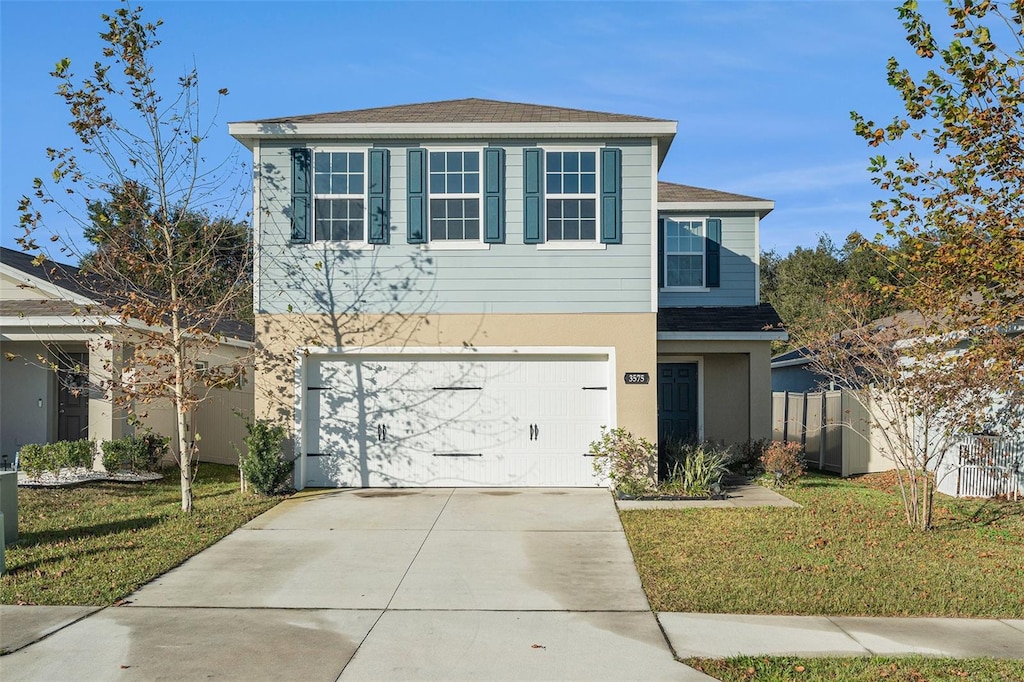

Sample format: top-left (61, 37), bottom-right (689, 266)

top-left (657, 363), bottom-right (698, 474)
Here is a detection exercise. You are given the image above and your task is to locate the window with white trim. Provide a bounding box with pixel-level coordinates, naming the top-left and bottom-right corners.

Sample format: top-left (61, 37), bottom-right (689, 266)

top-left (664, 218), bottom-right (705, 287)
top-left (545, 151), bottom-right (597, 241)
top-left (429, 150), bottom-right (481, 241)
top-left (313, 151), bottom-right (365, 242)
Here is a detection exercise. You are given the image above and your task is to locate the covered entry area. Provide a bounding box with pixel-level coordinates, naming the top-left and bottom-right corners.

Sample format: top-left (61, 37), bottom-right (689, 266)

top-left (299, 349), bottom-right (614, 488)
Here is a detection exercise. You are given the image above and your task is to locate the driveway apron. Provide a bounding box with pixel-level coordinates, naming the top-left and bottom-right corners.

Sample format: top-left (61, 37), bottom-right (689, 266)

top-left (1, 488), bottom-right (709, 681)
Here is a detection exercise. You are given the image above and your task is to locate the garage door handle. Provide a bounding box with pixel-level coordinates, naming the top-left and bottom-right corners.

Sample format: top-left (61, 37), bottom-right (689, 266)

top-left (432, 386), bottom-right (482, 391)
top-left (433, 453), bottom-right (483, 457)
top-left (377, 424), bottom-right (388, 441)
top-left (529, 424), bottom-right (540, 441)
top-left (582, 386), bottom-right (608, 391)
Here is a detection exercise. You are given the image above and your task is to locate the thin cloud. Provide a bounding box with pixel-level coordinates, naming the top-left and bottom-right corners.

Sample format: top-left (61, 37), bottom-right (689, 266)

top-left (730, 162), bottom-right (872, 195)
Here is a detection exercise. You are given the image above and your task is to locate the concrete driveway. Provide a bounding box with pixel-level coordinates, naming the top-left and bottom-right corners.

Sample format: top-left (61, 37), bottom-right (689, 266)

top-left (2, 488), bottom-right (710, 681)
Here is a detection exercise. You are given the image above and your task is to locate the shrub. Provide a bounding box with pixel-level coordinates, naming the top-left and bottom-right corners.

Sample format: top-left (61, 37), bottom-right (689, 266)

top-left (239, 419), bottom-right (293, 495)
top-left (589, 427), bottom-right (656, 497)
top-left (661, 440), bottom-right (729, 497)
top-left (759, 441), bottom-right (806, 488)
top-left (681, 442), bottom-right (729, 497)
top-left (102, 435), bottom-right (159, 473)
top-left (724, 438), bottom-right (770, 476)
top-left (17, 443), bottom-right (49, 479)
top-left (18, 440), bottom-right (95, 478)
top-left (60, 439), bottom-right (96, 469)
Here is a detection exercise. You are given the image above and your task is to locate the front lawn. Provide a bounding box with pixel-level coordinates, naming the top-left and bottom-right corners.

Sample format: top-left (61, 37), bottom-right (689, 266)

top-left (621, 472), bottom-right (1024, 617)
top-left (1, 464), bottom-right (282, 605)
top-left (685, 656), bottom-right (1024, 681)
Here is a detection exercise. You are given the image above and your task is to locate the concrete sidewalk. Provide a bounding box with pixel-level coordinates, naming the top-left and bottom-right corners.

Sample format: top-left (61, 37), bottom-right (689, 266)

top-left (658, 613), bottom-right (1024, 659)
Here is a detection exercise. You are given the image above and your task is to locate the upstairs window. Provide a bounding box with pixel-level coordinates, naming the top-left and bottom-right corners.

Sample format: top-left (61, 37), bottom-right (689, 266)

top-left (313, 151), bottom-right (365, 242)
top-left (545, 151), bottom-right (597, 241)
top-left (429, 151), bottom-right (481, 241)
top-left (664, 218), bottom-right (705, 287)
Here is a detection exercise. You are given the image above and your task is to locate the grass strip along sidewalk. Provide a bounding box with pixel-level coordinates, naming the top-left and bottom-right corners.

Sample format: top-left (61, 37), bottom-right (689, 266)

top-left (2, 464), bottom-right (281, 606)
top-left (685, 655), bottom-right (1024, 681)
top-left (621, 471), bottom-right (1024, 618)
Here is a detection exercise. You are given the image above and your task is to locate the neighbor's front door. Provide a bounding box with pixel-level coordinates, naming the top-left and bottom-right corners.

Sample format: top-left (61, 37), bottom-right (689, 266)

top-left (57, 352), bottom-right (89, 441)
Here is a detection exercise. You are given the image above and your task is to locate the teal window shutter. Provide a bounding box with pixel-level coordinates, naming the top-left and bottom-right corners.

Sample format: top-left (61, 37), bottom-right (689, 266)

top-left (407, 148), bottom-right (427, 244)
top-left (290, 148), bottom-right (311, 242)
top-left (657, 218), bottom-right (665, 289)
top-left (483, 147), bottom-right (505, 244)
top-left (368, 148), bottom-right (390, 244)
top-left (523, 148), bottom-right (543, 244)
top-left (600, 147), bottom-right (622, 244)
top-left (706, 218), bottom-right (722, 288)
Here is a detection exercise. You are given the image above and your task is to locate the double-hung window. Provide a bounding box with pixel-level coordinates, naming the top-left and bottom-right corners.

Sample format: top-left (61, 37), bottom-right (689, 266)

top-left (664, 218), bottom-right (706, 288)
top-left (545, 151), bottom-right (597, 241)
top-left (429, 150), bottom-right (481, 242)
top-left (313, 151), bottom-right (366, 243)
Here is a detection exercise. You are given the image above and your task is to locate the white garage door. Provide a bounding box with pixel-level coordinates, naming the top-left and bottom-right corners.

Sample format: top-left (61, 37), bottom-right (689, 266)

top-left (302, 353), bottom-right (611, 487)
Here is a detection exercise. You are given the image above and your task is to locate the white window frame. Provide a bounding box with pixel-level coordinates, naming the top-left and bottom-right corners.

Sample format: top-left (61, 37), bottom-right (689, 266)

top-left (537, 145), bottom-right (605, 251)
top-left (309, 146), bottom-right (372, 251)
top-left (421, 147), bottom-right (488, 251)
top-left (661, 215), bottom-right (710, 292)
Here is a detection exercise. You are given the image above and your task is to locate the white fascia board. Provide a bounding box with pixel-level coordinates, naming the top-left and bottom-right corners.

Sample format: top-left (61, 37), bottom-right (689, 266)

top-left (0, 263), bottom-right (96, 305)
top-left (657, 331), bottom-right (789, 342)
top-left (770, 357), bottom-right (812, 369)
top-left (230, 121), bottom-right (677, 146)
top-left (0, 315), bottom-right (253, 349)
top-left (659, 201), bottom-right (775, 218)
top-left (0, 314), bottom-right (122, 329)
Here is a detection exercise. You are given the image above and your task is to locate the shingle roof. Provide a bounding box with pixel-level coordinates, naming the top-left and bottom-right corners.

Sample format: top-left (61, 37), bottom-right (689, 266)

top-left (658, 181), bottom-right (771, 204)
top-left (1, 247), bottom-right (254, 342)
top-left (658, 304), bottom-right (784, 333)
top-left (241, 98), bottom-right (674, 125)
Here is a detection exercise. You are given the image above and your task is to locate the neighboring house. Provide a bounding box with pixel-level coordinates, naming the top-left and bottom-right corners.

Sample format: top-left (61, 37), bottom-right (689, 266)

top-left (229, 97), bottom-right (785, 489)
top-left (770, 322), bottom-right (1023, 494)
top-left (0, 247), bottom-right (254, 467)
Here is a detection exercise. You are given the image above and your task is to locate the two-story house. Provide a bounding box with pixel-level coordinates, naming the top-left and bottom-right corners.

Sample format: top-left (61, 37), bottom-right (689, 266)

top-left (229, 98), bottom-right (784, 489)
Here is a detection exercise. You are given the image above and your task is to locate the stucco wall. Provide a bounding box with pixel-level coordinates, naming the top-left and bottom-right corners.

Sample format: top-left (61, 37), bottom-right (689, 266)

top-left (255, 312), bottom-right (658, 446)
top-left (657, 338), bottom-right (774, 444)
top-left (0, 342), bottom-right (55, 458)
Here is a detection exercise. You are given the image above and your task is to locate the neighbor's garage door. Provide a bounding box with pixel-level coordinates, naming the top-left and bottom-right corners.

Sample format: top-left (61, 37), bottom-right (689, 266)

top-left (303, 354), bottom-right (610, 487)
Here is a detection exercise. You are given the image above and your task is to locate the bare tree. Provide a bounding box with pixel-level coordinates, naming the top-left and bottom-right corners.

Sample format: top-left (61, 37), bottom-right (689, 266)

top-left (16, 2), bottom-right (250, 512)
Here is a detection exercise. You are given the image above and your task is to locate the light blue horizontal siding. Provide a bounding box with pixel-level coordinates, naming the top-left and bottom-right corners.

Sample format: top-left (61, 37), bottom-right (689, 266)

top-left (657, 211), bottom-right (758, 307)
top-left (257, 140), bottom-right (654, 316)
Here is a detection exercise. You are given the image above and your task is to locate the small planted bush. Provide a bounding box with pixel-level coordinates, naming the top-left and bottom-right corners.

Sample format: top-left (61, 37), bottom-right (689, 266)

top-left (661, 440), bottom-right (729, 498)
top-left (759, 440), bottom-right (806, 488)
top-left (239, 419), bottom-right (293, 496)
top-left (101, 435), bottom-right (161, 473)
top-left (726, 437), bottom-right (770, 476)
top-left (17, 443), bottom-right (48, 479)
top-left (18, 439), bottom-right (95, 478)
top-left (589, 427), bottom-right (656, 497)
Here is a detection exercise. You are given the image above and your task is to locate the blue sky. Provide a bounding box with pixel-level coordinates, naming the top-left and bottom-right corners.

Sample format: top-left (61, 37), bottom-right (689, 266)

top-left (1, 0), bottom-right (917, 258)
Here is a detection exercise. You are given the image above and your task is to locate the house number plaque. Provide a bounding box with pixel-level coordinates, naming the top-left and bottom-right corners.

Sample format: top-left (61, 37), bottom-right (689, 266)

top-left (623, 372), bottom-right (650, 385)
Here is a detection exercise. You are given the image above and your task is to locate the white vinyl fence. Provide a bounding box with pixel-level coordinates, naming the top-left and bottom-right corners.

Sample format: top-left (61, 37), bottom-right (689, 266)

top-left (935, 435), bottom-right (1022, 500)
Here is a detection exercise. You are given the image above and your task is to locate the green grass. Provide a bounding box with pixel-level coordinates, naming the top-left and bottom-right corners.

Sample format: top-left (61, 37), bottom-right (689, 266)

top-left (684, 656), bottom-right (1024, 681)
top-left (621, 472), bottom-right (1024, 617)
top-left (1, 464), bottom-right (282, 606)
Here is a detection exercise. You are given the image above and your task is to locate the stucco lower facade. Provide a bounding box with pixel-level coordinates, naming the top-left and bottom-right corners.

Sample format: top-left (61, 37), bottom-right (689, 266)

top-left (255, 311), bottom-right (659, 449)
top-left (657, 338), bottom-right (773, 444)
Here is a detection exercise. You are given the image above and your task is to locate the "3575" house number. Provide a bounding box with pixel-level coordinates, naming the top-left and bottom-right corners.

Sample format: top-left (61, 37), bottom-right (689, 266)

top-left (623, 372), bottom-right (650, 385)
